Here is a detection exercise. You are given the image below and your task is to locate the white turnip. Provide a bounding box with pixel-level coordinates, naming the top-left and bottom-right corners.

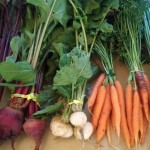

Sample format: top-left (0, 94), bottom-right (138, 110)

top-left (74, 122), bottom-right (93, 140)
top-left (50, 116), bottom-right (73, 138)
top-left (70, 111), bottom-right (87, 127)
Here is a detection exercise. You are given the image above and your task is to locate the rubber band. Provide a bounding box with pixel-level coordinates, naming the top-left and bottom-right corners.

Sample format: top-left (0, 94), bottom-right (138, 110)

top-left (11, 93), bottom-right (40, 106)
top-left (68, 99), bottom-right (83, 105)
top-left (130, 70), bottom-right (144, 73)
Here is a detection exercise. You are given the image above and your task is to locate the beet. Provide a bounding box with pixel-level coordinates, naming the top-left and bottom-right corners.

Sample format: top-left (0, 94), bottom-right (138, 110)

top-left (0, 106), bottom-right (24, 139)
top-left (23, 118), bottom-right (47, 150)
top-left (0, 106), bottom-right (24, 149)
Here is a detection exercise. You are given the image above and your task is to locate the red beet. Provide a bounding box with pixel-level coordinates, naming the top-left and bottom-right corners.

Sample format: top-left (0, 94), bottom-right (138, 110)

top-left (0, 106), bottom-right (24, 149)
top-left (0, 106), bottom-right (24, 139)
top-left (23, 118), bottom-right (47, 150)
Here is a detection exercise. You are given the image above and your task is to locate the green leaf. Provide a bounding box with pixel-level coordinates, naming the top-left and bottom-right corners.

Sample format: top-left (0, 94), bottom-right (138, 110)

top-left (55, 86), bottom-right (71, 99)
top-left (27, 0), bottom-right (49, 22)
top-left (10, 36), bottom-right (24, 60)
top-left (71, 55), bottom-right (93, 79)
top-left (54, 66), bottom-right (77, 85)
top-left (53, 0), bottom-right (71, 27)
top-left (0, 61), bottom-right (35, 83)
top-left (73, 21), bottom-right (81, 30)
top-left (99, 21), bottom-right (113, 33)
top-left (52, 43), bottom-right (68, 57)
top-left (111, 0), bottom-right (119, 9)
top-left (33, 102), bottom-right (63, 117)
top-left (27, 0), bottom-right (49, 14)
top-left (37, 85), bottom-right (56, 106)
top-left (84, 0), bottom-right (100, 14)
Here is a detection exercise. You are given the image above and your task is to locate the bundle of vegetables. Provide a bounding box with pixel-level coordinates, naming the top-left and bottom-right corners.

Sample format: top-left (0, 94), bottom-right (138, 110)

top-left (116, 0), bottom-right (149, 147)
top-left (89, 40), bottom-right (130, 148)
top-left (0, 0), bottom-right (70, 149)
top-left (49, 0), bottom-right (119, 143)
top-left (0, 0), bottom-right (24, 101)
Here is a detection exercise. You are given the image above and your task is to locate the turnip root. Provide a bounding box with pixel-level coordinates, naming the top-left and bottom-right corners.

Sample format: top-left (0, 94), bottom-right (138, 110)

top-left (70, 111), bottom-right (87, 127)
top-left (23, 118), bottom-right (47, 150)
top-left (50, 116), bottom-right (73, 138)
top-left (0, 106), bottom-right (24, 150)
top-left (74, 122), bottom-right (93, 140)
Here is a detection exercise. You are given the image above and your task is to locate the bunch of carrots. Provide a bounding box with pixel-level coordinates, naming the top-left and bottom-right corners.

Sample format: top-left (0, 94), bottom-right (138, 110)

top-left (87, 0), bottom-right (150, 148)
top-left (88, 42), bottom-right (131, 148)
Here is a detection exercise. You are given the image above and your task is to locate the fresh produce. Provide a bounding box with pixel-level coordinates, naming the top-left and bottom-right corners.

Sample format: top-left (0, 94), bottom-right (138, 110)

top-left (50, 115), bottom-right (73, 138)
top-left (0, 0), bottom-right (24, 100)
top-left (23, 118), bottom-right (47, 150)
top-left (74, 122), bottom-right (93, 140)
top-left (0, 106), bottom-right (24, 150)
top-left (116, 0), bottom-right (149, 146)
top-left (92, 40), bottom-right (130, 148)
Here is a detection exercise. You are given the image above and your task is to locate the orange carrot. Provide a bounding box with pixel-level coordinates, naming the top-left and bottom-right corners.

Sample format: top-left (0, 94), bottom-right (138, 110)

top-left (143, 74), bottom-right (150, 106)
top-left (110, 85), bottom-right (121, 138)
top-left (139, 100), bottom-right (144, 139)
top-left (136, 71), bottom-right (149, 120)
top-left (92, 85), bottom-right (106, 131)
top-left (96, 84), bottom-right (111, 142)
top-left (111, 109), bottom-right (115, 130)
top-left (132, 91), bottom-right (140, 146)
top-left (88, 73), bottom-right (106, 110)
top-left (140, 112), bottom-right (148, 145)
top-left (125, 82), bottom-right (134, 147)
top-left (106, 117), bottom-right (111, 144)
top-left (114, 80), bottom-right (130, 148)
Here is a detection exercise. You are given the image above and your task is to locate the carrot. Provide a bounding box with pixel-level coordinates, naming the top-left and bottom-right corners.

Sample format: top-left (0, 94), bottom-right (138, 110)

top-left (125, 82), bottom-right (134, 147)
top-left (114, 80), bottom-right (130, 148)
top-left (110, 85), bottom-right (121, 138)
top-left (96, 84), bottom-right (111, 142)
top-left (92, 85), bottom-right (106, 131)
top-left (111, 109), bottom-right (115, 130)
top-left (88, 73), bottom-right (106, 110)
top-left (143, 74), bottom-right (150, 106)
top-left (139, 100), bottom-right (144, 139)
top-left (132, 91), bottom-right (140, 147)
top-left (106, 117), bottom-right (111, 144)
top-left (140, 112), bottom-right (148, 145)
top-left (135, 71), bottom-right (149, 120)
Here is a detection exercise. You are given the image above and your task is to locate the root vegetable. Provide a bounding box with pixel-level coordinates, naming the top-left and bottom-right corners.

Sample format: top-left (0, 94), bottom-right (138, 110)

top-left (92, 85), bottom-right (106, 131)
top-left (70, 111), bottom-right (87, 127)
top-left (0, 106), bottom-right (24, 149)
top-left (88, 73), bottom-right (106, 110)
top-left (96, 84), bottom-right (111, 142)
top-left (23, 118), bottom-right (47, 150)
top-left (50, 116), bottom-right (73, 138)
top-left (110, 85), bottom-right (121, 138)
top-left (114, 80), bottom-right (130, 148)
top-left (74, 122), bottom-right (93, 140)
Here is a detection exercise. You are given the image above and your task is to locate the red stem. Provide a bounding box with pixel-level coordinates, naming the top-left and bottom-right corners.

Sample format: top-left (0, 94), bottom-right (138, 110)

top-left (20, 86), bottom-right (29, 105)
top-left (28, 101), bottom-right (36, 117)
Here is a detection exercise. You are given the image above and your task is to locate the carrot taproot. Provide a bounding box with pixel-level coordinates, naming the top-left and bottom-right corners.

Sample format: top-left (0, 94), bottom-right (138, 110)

top-left (92, 85), bottom-right (106, 131)
top-left (110, 85), bottom-right (121, 138)
top-left (139, 99), bottom-right (144, 139)
top-left (111, 109), bottom-right (115, 130)
top-left (106, 117), bottom-right (111, 144)
top-left (143, 74), bottom-right (150, 106)
top-left (140, 111), bottom-right (148, 145)
top-left (96, 84), bottom-right (111, 142)
top-left (125, 82), bottom-right (134, 147)
top-left (132, 91), bottom-right (140, 147)
top-left (114, 80), bottom-right (130, 148)
top-left (135, 71), bottom-right (149, 120)
top-left (88, 73), bottom-right (106, 110)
